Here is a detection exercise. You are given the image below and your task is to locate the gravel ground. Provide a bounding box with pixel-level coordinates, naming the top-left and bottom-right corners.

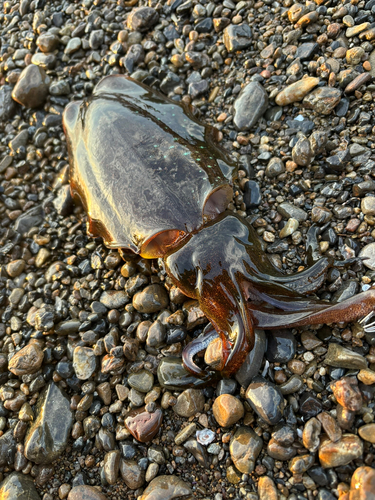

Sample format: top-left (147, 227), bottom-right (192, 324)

top-left (0, 0), bottom-right (375, 499)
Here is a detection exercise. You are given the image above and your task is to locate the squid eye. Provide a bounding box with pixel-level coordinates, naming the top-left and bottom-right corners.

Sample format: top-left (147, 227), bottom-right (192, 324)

top-left (203, 185), bottom-right (233, 220)
top-left (141, 229), bottom-right (186, 259)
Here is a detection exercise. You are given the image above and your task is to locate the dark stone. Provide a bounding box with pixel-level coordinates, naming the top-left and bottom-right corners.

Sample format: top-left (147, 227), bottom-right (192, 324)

top-left (296, 42), bottom-right (319, 60)
top-left (307, 465), bottom-right (329, 486)
top-left (0, 430), bottom-right (17, 466)
top-left (299, 392), bottom-right (322, 418)
top-left (160, 72), bottom-right (181, 94)
top-left (265, 329), bottom-right (296, 363)
top-left (24, 383), bottom-right (73, 463)
top-left (127, 7), bottom-right (159, 31)
top-left (243, 180), bottom-right (261, 208)
top-left (236, 330), bottom-right (267, 387)
top-left (223, 23), bottom-right (252, 52)
top-left (195, 18), bottom-right (213, 33)
top-left (216, 378), bottom-right (237, 396)
top-left (0, 85), bottom-right (17, 121)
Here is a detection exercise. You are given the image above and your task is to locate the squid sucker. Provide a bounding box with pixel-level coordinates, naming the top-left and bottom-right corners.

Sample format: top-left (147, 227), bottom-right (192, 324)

top-left (63, 75), bottom-right (375, 383)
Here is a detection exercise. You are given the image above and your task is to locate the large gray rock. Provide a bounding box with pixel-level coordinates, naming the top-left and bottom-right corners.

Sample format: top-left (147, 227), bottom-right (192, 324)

top-left (0, 472), bottom-right (40, 500)
top-left (24, 382), bottom-right (73, 464)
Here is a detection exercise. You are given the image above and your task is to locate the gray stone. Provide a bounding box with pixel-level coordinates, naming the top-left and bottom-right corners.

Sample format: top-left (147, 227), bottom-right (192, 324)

top-left (0, 472), bottom-right (41, 500)
top-left (277, 202), bottom-right (308, 222)
top-left (233, 81), bottom-right (268, 131)
top-left (223, 23), bottom-right (252, 52)
top-left (24, 383), bottom-right (73, 463)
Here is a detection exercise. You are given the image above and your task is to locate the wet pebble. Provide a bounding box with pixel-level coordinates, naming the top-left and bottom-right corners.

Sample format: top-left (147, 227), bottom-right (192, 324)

top-left (229, 427), bottom-right (263, 473)
top-left (133, 284), bottom-right (169, 313)
top-left (324, 343), bottom-right (368, 369)
top-left (331, 376), bottom-right (363, 411)
top-left (319, 434), bottom-right (363, 468)
top-left (265, 329), bottom-right (296, 363)
top-left (125, 407), bottom-right (163, 442)
top-left (12, 64), bottom-right (49, 108)
top-left (173, 388), bottom-right (205, 417)
top-left (233, 82), bottom-right (268, 131)
top-left (67, 486), bottom-right (108, 500)
top-left (245, 376), bottom-right (284, 425)
top-left (223, 23), bottom-right (252, 52)
top-left (138, 475), bottom-right (192, 500)
top-left (0, 472), bottom-right (41, 500)
top-left (9, 343), bottom-right (44, 376)
top-left (212, 394), bottom-right (244, 427)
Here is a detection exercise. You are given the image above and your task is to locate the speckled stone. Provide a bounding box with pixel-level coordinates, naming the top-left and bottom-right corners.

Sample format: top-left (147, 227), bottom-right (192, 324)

top-left (331, 377), bottom-right (363, 411)
top-left (73, 346), bottom-right (97, 380)
top-left (258, 476), bottom-right (278, 500)
top-left (229, 427), bottom-right (263, 473)
top-left (138, 475), bottom-right (192, 500)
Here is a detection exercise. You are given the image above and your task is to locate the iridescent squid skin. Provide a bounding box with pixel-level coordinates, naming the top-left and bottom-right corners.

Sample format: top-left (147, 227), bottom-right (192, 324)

top-left (63, 75), bottom-right (375, 383)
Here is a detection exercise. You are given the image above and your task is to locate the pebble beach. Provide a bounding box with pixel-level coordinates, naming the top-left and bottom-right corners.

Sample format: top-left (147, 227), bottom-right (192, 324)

top-left (0, 0), bottom-right (375, 499)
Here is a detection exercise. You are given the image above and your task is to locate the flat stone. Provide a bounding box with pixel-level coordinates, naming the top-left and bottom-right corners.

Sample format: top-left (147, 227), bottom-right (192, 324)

top-left (212, 394), bottom-right (244, 427)
top-left (173, 388), bottom-right (205, 417)
top-left (303, 87), bottom-right (341, 115)
top-left (233, 81), bottom-right (268, 131)
top-left (125, 407), bottom-right (163, 443)
top-left (359, 243), bottom-right (375, 270)
top-left (157, 356), bottom-right (208, 391)
top-left (120, 459), bottom-right (145, 489)
top-left (0, 472), bottom-right (41, 500)
top-left (223, 23), bottom-right (252, 52)
top-left (0, 430), bottom-right (17, 466)
top-left (128, 370), bottom-right (154, 393)
top-left (303, 417), bottom-right (321, 452)
top-left (127, 7), bottom-right (159, 31)
top-left (12, 64), bottom-right (49, 108)
top-left (325, 343), bottom-right (367, 369)
top-left (236, 330), bottom-right (266, 387)
top-left (277, 202), bottom-right (308, 221)
top-left (319, 434), bottom-right (363, 468)
top-left (100, 290), bottom-right (129, 309)
top-left (245, 376), bottom-right (284, 425)
top-left (0, 85), bottom-right (17, 121)
top-left (138, 475), bottom-right (192, 500)
top-left (267, 438), bottom-right (296, 460)
top-left (25, 383), bottom-right (73, 464)
top-left (229, 427), bottom-right (263, 473)
top-left (317, 412), bottom-right (342, 442)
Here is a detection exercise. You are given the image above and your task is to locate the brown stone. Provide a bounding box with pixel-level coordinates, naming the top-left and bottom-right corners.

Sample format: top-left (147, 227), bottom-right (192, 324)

top-left (258, 476), bottom-right (278, 500)
top-left (331, 377), bottom-right (363, 412)
top-left (138, 475), bottom-right (192, 500)
top-left (319, 434), bottom-right (363, 468)
top-left (229, 427), bottom-right (263, 473)
top-left (317, 411), bottom-right (342, 442)
top-left (125, 407), bottom-right (163, 443)
top-left (358, 424), bottom-right (375, 444)
top-left (204, 337), bottom-right (224, 370)
top-left (173, 389), bottom-right (205, 417)
top-left (9, 343), bottom-right (44, 376)
top-left (275, 77), bottom-right (319, 106)
top-left (350, 466), bottom-right (375, 499)
top-left (358, 369), bottom-right (375, 385)
top-left (212, 394), bottom-right (244, 427)
top-left (345, 73), bottom-right (372, 93)
top-left (68, 485), bottom-right (108, 500)
top-left (12, 64), bottom-right (49, 108)
top-left (119, 459), bottom-right (145, 489)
